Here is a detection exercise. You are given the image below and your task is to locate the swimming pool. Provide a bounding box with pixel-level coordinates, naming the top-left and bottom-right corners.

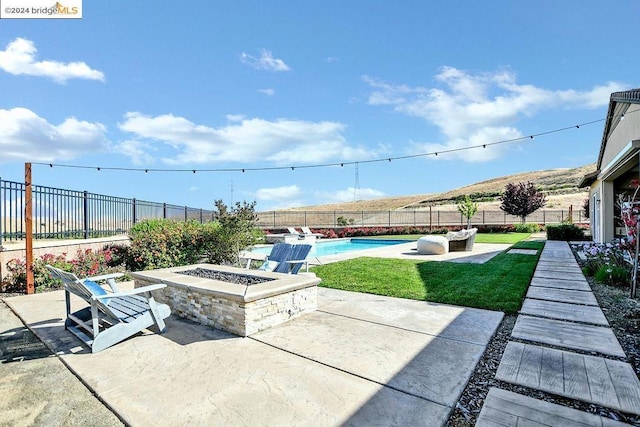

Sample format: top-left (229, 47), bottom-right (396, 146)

top-left (252, 238), bottom-right (408, 257)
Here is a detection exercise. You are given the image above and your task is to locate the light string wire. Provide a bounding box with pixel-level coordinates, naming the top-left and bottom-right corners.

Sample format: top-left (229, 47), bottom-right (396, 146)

top-left (31, 111), bottom-right (632, 174)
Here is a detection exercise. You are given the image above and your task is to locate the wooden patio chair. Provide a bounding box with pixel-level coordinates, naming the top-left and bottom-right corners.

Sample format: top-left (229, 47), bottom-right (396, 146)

top-left (46, 265), bottom-right (171, 353)
top-left (241, 242), bottom-right (312, 274)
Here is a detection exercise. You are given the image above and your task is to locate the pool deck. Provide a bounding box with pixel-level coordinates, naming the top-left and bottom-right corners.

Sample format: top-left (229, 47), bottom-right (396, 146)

top-left (310, 241), bottom-right (511, 266)
top-left (3, 283), bottom-right (503, 426)
top-left (0, 239), bottom-right (510, 425)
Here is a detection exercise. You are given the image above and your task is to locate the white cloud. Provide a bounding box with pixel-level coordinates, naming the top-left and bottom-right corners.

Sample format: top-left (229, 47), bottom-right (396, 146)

top-left (226, 114), bottom-right (245, 122)
top-left (365, 67), bottom-right (628, 161)
top-left (118, 112), bottom-right (375, 165)
top-left (0, 38), bottom-right (105, 83)
top-left (258, 88), bottom-right (275, 96)
top-left (0, 107), bottom-right (108, 162)
top-left (256, 185), bottom-right (302, 201)
top-left (255, 185), bottom-right (304, 210)
top-left (315, 187), bottom-right (386, 203)
top-left (240, 49), bottom-right (290, 72)
top-left (114, 139), bottom-right (155, 165)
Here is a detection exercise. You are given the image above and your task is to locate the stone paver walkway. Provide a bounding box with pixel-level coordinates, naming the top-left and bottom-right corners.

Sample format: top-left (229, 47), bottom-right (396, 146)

top-left (477, 240), bottom-right (640, 426)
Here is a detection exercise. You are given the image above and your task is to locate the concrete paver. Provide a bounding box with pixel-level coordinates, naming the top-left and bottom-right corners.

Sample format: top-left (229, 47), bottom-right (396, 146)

top-left (533, 270), bottom-right (590, 281)
top-left (496, 342), bottom-right (640, 415)
top-left (534, 263), bottom-right (584, 274)
top-left (520, 298), bottom-right (609, 325)
top-left (483, 239), bottom-right (640, 425)
top-left (3, 284), bottom-right (503, 426)
top-left (512, 315), bottom-right (625, 357)
top-left (530, 277), bottom-right (591, 291)
top-left (526, 286), bottom-right (598, 306)
top-left (477, 387), bottom-right (633, 427)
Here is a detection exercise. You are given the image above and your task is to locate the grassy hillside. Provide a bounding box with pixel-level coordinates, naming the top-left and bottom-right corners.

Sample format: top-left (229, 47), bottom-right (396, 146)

top-left (279, 163), bottom-right (595, 213)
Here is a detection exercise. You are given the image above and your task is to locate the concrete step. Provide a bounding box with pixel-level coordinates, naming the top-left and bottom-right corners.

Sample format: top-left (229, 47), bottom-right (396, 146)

top-left (512, 315), bottom-right (625, 358)
top-left (477, 387), bottom-right (633, 426)
top-left (496, 342), bottom-right (640, 416)
top-left (520, 298), bottom-right (608, 326)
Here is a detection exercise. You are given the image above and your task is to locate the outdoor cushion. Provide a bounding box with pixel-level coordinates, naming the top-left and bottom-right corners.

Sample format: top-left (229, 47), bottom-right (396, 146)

top-left (82, 280), bottom-right (110, 305)
top-left (258, 260), bottom-right (280, 271)
top-left (417, 235), bottom-right (449, 255)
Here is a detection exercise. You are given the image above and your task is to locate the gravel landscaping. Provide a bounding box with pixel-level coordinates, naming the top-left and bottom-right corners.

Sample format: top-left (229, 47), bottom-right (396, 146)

top-left (177, 267), bottom-right (274, 285)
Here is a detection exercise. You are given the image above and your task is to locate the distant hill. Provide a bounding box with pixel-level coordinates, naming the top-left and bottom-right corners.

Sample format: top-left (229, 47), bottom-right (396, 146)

top-left (280, 164), bottom-right (595, 212)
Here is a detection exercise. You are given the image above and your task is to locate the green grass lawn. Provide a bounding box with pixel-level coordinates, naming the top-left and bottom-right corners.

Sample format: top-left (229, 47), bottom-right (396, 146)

top-left (311, 240), bottom-right (543, 313)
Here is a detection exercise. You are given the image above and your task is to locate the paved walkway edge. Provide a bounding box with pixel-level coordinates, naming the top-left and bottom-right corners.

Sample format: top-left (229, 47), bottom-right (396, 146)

top-left (477, 239), bottom-right (640, 426)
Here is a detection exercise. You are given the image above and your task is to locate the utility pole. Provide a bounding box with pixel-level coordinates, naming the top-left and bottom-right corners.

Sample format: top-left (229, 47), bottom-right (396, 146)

top-left (353, 163), bottom-right (360, 201)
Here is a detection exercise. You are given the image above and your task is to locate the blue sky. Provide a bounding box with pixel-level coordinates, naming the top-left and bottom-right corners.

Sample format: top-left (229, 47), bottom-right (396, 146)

top-left (0, 1), bottom-right (638, 211)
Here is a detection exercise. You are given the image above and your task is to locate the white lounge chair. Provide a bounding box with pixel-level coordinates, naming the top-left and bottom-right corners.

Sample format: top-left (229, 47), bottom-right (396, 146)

top-left (446, 228), bottom-right (478, 251)
top-left (46, 265), bottom-right (171, 353)
top-left (301, 226), bottom-right (324, 238)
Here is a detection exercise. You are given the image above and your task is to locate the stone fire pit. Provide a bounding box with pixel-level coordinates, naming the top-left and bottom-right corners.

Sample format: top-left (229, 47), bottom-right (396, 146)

top-left (131, 263), bottom-right (320, 337)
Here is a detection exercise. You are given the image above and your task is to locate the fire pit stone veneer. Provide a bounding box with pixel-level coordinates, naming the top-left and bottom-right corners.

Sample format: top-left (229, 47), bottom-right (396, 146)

top-left (131, 263), bottom-right (320, 337)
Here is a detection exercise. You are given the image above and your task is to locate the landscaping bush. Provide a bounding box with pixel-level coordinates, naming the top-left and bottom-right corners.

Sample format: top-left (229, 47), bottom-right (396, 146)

top-left (202, 200), bottom-right (264, 265)
top-left (513, 223), bottom-right (541, 233)
top-left (576, 241), bottom-right (629, 278)
top-left (125, 219), bottom-right (205, 271)
top-left (594, 265), bottom-right (630, 287)
top-left (1, 248), bottom-right (126, 294)
top-left (546, 224), bottom-right (585, 240)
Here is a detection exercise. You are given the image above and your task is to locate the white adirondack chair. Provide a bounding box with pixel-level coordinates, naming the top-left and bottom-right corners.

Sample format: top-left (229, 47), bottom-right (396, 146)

top-left (46, 265), bottom-right (171, 353)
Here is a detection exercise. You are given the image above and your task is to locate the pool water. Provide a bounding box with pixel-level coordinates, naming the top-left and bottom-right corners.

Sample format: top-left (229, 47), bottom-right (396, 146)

top-left (252, 238), bottom-right (407, 257)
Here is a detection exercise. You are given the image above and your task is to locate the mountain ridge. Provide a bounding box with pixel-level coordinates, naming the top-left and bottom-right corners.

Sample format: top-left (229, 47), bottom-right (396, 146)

top-left (278, 163), bottom-right (596, 212)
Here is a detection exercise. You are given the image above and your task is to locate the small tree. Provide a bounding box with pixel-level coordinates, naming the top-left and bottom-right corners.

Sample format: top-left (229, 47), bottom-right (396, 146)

top-left (457, 195), bottom-right (478, 229)
top-left (500, 182), bottom-right (546, 224)
top-left (203, 200), bottom-right (263, 265)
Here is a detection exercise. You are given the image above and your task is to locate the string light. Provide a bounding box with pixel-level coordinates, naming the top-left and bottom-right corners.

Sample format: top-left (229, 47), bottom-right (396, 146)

top-left (31, 113), bottom-right (632, 175)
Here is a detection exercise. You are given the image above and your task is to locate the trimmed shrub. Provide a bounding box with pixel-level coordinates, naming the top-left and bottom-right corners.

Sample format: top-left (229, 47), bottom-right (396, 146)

top-left (126, 219), bottom-right (205, 271)
top-left (513, 223), bottom-right (541, 233)
top-left (546, 224), bottom-right (585, 241)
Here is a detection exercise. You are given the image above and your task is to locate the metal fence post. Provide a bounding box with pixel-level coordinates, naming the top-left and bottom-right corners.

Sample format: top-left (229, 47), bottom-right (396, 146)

top-left (132, 198), bottom-right (137, 224)
top-left (163, 203), bottom-right (167, 219)
top-left (200, 208), bottom-right (203, 223)
top-left (184, 206), bottom-right (188, 221)
top-left (83, 190), bottom-right (89, 239)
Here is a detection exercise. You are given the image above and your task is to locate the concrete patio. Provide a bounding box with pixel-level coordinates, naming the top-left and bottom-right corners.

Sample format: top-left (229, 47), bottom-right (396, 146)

top-left (3, 283), bottom-right (503, 426)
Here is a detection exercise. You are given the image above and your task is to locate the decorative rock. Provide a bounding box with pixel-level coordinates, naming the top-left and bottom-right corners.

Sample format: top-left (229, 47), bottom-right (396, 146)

top-left (417, 235), bottom-right (449, 255)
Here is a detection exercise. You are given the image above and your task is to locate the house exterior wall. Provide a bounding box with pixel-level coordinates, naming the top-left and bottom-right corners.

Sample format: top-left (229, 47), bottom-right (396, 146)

top-left (590, 104), bottom-right (640, 243)
top-left (601, 105), bottom-right (640, 169)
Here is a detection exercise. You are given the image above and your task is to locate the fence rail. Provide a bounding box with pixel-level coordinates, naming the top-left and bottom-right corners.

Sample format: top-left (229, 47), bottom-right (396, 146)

top-left (1, 177), bottom-right (588, 246)
top-left (255, 208), bottom-right (587, 229)
top-left (0, 178), bottom-right (216, 245)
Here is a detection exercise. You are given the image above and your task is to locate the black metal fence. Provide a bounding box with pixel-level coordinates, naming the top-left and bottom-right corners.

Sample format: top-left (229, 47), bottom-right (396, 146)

top-left (0, 178), bottom-right (216, 245)
top-left (255, 208), bottom-right (587, 229)
top-left (1, 177), bottom-right (589, 245)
